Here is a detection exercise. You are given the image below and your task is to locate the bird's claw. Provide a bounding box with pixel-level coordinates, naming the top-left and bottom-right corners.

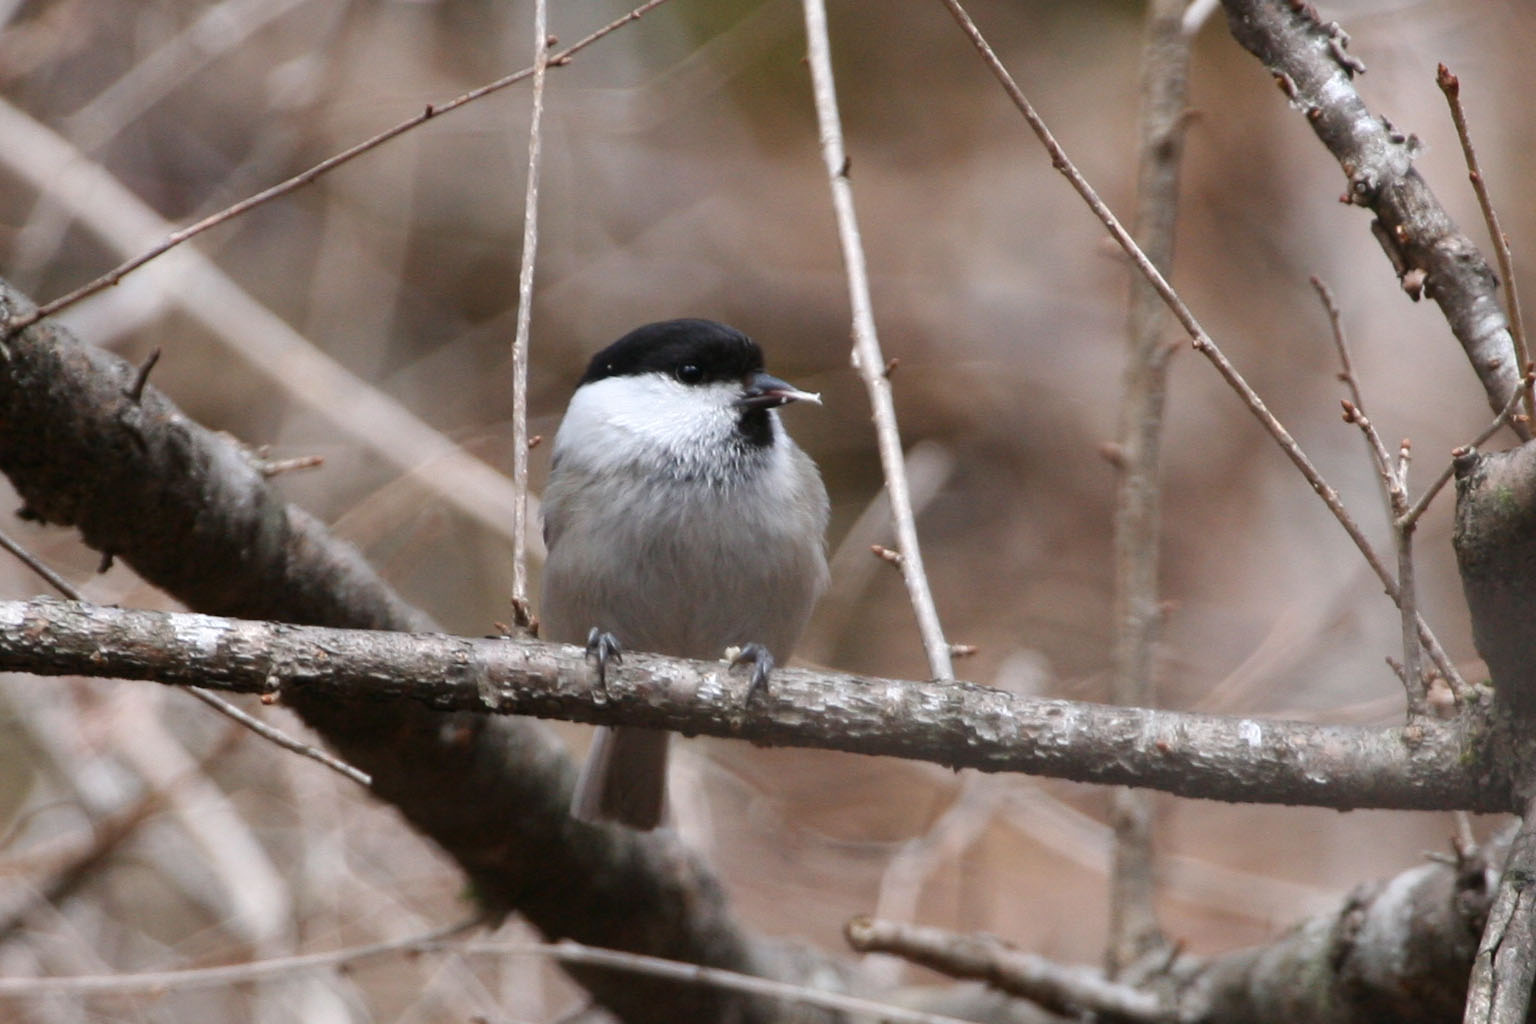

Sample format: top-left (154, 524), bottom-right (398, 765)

top-left (585, 628), bottom-right (623, 702)
top-left (731, 642), bottom-right (776, 708)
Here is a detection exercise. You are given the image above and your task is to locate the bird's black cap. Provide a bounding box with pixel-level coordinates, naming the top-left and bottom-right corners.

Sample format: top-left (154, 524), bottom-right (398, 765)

top-left (579, 319), bottom-right (764, 388)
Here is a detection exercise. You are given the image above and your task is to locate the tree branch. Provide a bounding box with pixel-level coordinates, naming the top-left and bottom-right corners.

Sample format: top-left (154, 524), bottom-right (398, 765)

top-left (0, 597), bottom-right (1503, 814)
top-left (801, 0), bottom-right (955, 680)
top-left (852, 826), bottom-right (1497, 1024)
top-left (847, 917), bottom-right (1161, 1022)
top-left (1219, 0), bottom-right (1527, 434)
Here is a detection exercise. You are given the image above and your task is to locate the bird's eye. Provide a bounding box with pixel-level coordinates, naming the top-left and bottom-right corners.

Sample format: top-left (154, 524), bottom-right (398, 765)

top-left (675, 363), bottom-right (704, 384)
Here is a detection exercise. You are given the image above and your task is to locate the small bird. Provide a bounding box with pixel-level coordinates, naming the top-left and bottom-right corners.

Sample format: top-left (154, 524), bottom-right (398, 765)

top-left (541, 319), bottom-right (829, 829)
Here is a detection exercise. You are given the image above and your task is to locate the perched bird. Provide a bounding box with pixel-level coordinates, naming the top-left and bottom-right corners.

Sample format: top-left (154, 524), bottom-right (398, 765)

top-left (541, 319), bottom-right (829, 829)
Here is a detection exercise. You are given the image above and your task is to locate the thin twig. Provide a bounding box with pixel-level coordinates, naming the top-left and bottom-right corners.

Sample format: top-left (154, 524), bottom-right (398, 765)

top-left (0, 526), bottom-right (372, 787)
top-left (1317, 278), bottom-right (1424, 709)
top-left (935, 0), bottom-right (1466, 698)
top-left (1394, 512), bottom-right (1426, 716)
top-left (0, 527), bottom-right (78, 599)
top-left (1437, 64), bottom-right (1530, 424)
top-left (846, 917), bottom-right (1163, 1022)
top-left (183, 688), bottom-right (371, 788)
top-left (1312, 276), bottom-right (1364, 410)
top-left (1400, 369), bottom-right (1536, 531)
top-left (507, 2), bottom-right (550, 626)
top-left (124, 347), bottom-right (161, 404)
top-left (800, 0), bottom-right (954, 681)
top-left (1334, 394), bottom-right (1427, 712)
top-left (1, 0), bottom-right (677, 338)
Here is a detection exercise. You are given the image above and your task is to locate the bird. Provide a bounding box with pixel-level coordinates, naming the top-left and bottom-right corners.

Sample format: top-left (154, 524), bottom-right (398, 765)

top-left (540, 318), bottom-right (829, 829)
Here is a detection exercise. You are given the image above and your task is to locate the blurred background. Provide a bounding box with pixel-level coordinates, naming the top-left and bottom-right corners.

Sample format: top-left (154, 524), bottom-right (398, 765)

top-left (1, 0), bottom-right (1532, 1019)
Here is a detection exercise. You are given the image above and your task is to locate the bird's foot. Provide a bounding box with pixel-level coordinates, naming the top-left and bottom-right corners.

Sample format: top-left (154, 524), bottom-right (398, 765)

top-left (585, 628), bottom-right (623, 703)
top-left (730, 642), bottom-right (776, 708)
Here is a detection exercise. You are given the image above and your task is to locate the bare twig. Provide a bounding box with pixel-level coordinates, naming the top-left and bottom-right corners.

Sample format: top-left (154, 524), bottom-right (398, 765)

top-left (846, 917), bottom-right (1163, 1022)
top-left (508, 3), bottom-right (550, 625)
top-left (1337, 394), bottom-right (1427, 713)
top-left (123, 347), bottom-right (160, 404)
top-left (1437, 64), bottom-right (1530, 424)
top-left (1, 0), bottom-right (676, 338)
top-left (1401, 368), bottom-right (1536, 532)
top-left (1313, 276), bottom-right (1364, 411)
top-left (800, 0), bottom-right (954, 681)
top-left (0, 527), bottom-right (78, 599)
top-left (1107, 0), bottom-right (1193, 975)
top-left (935, 0), bottom-right (1467, 699)
top-left (1464, 794), bottom-right (1536, 1024)
top-left (182, 688), bottom-right (371, 787)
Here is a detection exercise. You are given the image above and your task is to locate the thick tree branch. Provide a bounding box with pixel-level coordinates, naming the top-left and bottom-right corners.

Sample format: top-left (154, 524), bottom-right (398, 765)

top-left (1464, 799), bottom-right (1536, 1024)
top-left (0, 597), bottom-right (1504, 814)
top-left (1219, 0), bottom-right (1526, 433)
top-left (853, 831), bottom-right (1498, 1024)
top-left (1454, 444), bottom-right (1536, 718)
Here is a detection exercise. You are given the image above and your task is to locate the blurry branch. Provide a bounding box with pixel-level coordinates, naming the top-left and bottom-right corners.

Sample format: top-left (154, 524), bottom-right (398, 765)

top-left (1105, 0), bottom-right (1193, 975)
top-left (507, 1), bottom-right (551, 626)
top-left (0, 0), bottom-right (676, 338)
top-left (61, 0), bottom-right (313, 153)
top-left (0, 725), bottom-right (241, 943)
top-left (800, 0), bottom-right (955, 681)
top-left (0, 97), bottom-right (526, 545)
top-left (1436, 64), bottom-right (1531, 424)
top-left (847, 917), bottom-right (1162, 1022)
top-left (0, 918), bottom-right (478, 999)
top-left (1218, 0), bottom-right (1528, 437)
top-left (0, 597), bottom-right (1503, 813)
top-left (0, 276), bottom-right (812, 1024)
top-left (0, 932), bottom-right (977, 1024)
top-left (0, 786), bottom-right (161, 941)
top-left (934, 0), bottom-right (1468, 698)
top-left (851, 829), bottom-right (1496, 1024)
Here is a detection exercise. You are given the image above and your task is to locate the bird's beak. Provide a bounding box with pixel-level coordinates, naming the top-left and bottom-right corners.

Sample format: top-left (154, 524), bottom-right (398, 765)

top-left (736, 371), bottom-right (822, 411)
